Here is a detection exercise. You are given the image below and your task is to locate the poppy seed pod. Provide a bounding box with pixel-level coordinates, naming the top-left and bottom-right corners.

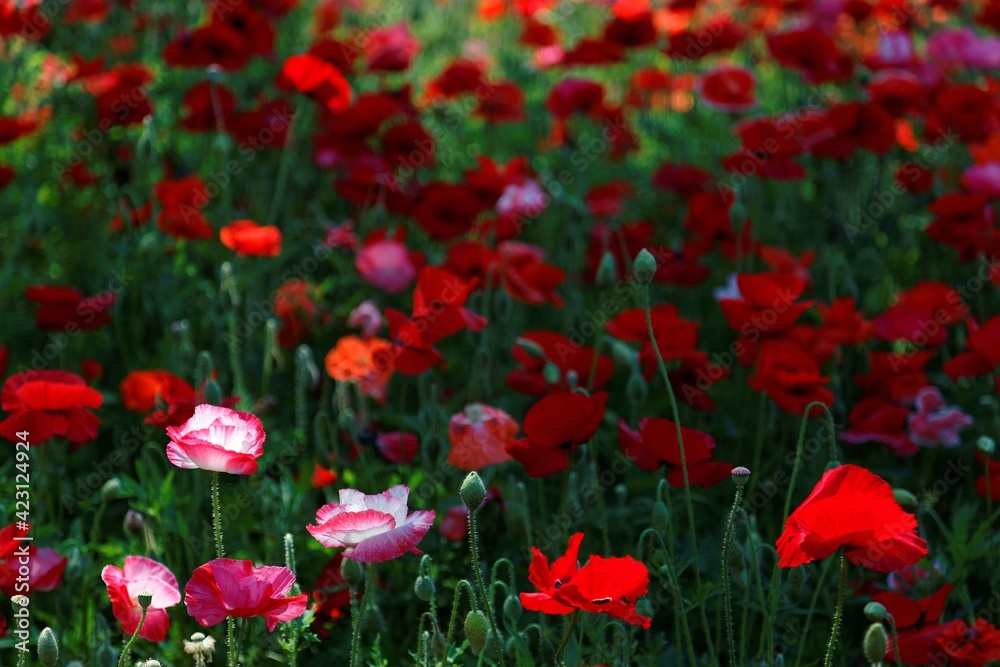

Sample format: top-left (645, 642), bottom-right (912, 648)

top-left (138, 590), bottom-right (153, 609)
top-left (124, 509), bottom-right (146, 536)
top-left (633, 248), bottom-right (657, 284)
top-left (38, 627), bottom-right (59, 667)
top-left (464, 610), bottom-right (489, 654)
top-left (731, 466), bottom-right (751, 487)
top-left (460, 472), bottom-right (487, 511)
top-left (863, 622), bottom-right (889, 664)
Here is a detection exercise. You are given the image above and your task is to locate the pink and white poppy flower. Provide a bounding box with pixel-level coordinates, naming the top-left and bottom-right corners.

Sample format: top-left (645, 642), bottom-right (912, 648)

top-left (307, 485), bottom-right (435, 563)
top-left (166, 404), bottom-right (266, 475)
top-left (184, 558), bottom-right (308, 632)
top-left (102, 556), bottom-right (181, 642)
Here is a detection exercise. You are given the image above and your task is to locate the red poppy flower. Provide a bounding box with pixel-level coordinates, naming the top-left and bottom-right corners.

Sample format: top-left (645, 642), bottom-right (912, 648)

top-left (438, 506), bottom-right (470, 542)
top-left (696, 65), bottom-right (756, 113)
top-left (447, 403), bottom-right (518, 471)
top-left (776, 464), bottom-right (928, 572)
top-left (505, 332), bottom-right (613, 396)
top-left (926, 193), bottom-right (996, 261)
top-left (545, 78), bottom-right (604, 119)
top-left (280, 54), bottom-right (352, 113)
top-left (93, 64), bottom-right (153, 127)
top-left (428, 58), bottom-right (485, 99)
top-left (748, 341), bottom-right (833, 416)
top-left (184, 558), bottom-right (308, 631)
top-left (311, 463), bottom-right (338, 489)
top-left (0, 371), bottom-right (103, 446)
top-left (154, 176), bottom-right (213, 240)
top-left (506, 391), bottom-right (608, 477)
top-left (212, 2), bottom-right (273, 57)
top-left (355, 230), bottom-right (421, 295)
top-left (410, 182), bottom-right (485, 241)
top-left (935, 618), bottom-right (1000, 666)
top-left (364, 23), bottom-right (419, 72)
top-left (684, 190), bottom-right (755, 260)
top-left (766, 28), bottom-right (853, 84)
top-left (179, 81), bottom-right (235, 133)
top-left (855, 351), bottom-right (935, 403)
top-left (375, 431), bottom-right (419, 464)
top-left (311, 554), bottom-right (351, 633)
top-left (0, 545), bottom-right (67, 597)
top-left (0, 116), bottom-right (39, 145)
top-left (927, 84), bottom-right (994, 143)
top-left (818, 297), bottom-right (872, 346)
top-left (872, 584), bottom-right (954, 665)
top-left (944, 316), bottom-right (1000, 386)
top-left (618, 417), bottom-right (732, 486)
top-left (718, 272), bottom-right (813, 340)
top-left (120, 370), bottom-right (191, 414)
top-left (520, 532), bottom-right (651, 628)
top-left (476, 82), bottom-right (526, 123)
top-left (25, 284), bottom-right (116, 331)
top-left (220, 220), bottom-right (283, 257)
top-left (665, 15), bottom-right (746, 60)
top-left (801, 101), bottom-right (896, 159)
top-left (102, 556), bottom-right (181, 642)
top-left (871, 281), bottom-right (967, 347)
top-left (163, 23), bottom-right (252, 72)
top-left (840, 398), bottom-right (917, 457)
top-left (895, 163), bottom-right (935, 193)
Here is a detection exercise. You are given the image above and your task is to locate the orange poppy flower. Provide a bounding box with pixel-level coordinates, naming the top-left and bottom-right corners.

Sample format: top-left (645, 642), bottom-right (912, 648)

top-left (324, 335), bottom-right (394, 400)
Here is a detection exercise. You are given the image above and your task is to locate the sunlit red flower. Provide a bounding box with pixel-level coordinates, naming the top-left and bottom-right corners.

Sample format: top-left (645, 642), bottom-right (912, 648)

top-left (448, 403), bottom-right (518, 471)
top-left (281, 54), bottom-right (352, 113)
top-left (0, 371), bottom-right (103, 446)
top-left (184, 558), bottom-right (308, 631)
top-left (324, 335), bottom-right (395, 400)
top-left (307, 485), bottom-right (435, 562)
top-left (776, 464), bottom-right (928, 572)
top-left (220, 220), bottom-right (282, 257)
top-left (102, 556), bottom-right (181, 642)
top-left (166, 405), bottom-right (266, 475)
top-left (506, 391), bottom-right (608, 478)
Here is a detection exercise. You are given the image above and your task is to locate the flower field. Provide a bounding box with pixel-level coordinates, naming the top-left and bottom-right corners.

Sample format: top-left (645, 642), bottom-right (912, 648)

top-left (2, 0), bottom-right (1000, 665)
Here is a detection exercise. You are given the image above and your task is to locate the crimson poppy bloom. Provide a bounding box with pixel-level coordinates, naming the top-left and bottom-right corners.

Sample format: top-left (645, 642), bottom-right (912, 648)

top-left (274, 280), bottom-right (324, 348)
top-left (974, 451), bottom-right (1000, 501)
top-left (520, 533), bottom-right (651, 628)
top-left (447, 403), bottom-right (518, 471)
top-left (696, 65), bottom-right (756, 112)
top-left (120, 369), bottom-right (192, 413)
top-left (307, 485), bottom-right (435, 562)
top-left (281, 54), bottom-right (352, 113)
top-left (311, 463), bottom-right (338, 489)
top-left (748, 341), bottom-right (833, 416)
top-left (766, 28), bottom-right (853, 84)
top-left (220, 220), bottom-right (283, 257)
top-left (776, 464), bottom-right (928, 572)
top-left (25, 285), bottom-right (116, 331)
top-left (163, 23), bottom-right (252, 72)
top-left (364, 23), bottom-right (419, 72)
top-left (505, 332), bottom-right (612, 396)
top-left (184, 559), bottom-right (308, 631)
top-left (944, 317), bottom-right (1000, 385)
top-left (840, 398), bottom-right (917, 457)
top-left (506, 391), bottom-right (608, 478)
top-left (935, 618), bottom-right (1000, 666)
top-left (165, 405), bottom-right (266, 475)
top-left (154, 176), bottom-right (213, 240)
top-left (871, 281), bottom-right (967, 347)
top-left (855, 350), bottom-right (936, 403)
top-left (618, 418), bottom-right (732, 486)
top-left (872, 584), bottom-right (953, 665)
top-left (102, 556), bottom-right (181, 642)
top-left (179, 81), bottom-right (235, 133)
top-left (375, 431), bottom-right (419, 464)
top-left (0, 371), bottom-right (103, 445)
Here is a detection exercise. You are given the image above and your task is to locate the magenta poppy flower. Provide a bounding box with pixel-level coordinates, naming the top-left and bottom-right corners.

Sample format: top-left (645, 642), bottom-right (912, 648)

top-left (307, 485), bottom-right (435, 563)
top-left (907, 387), bottom-right (973, 448)
top-left (184, 558), bottom-right (308, 632)
top-left (166, 404), bottom-right (265, 475)
top-left (102, 556), bottom-right (181, 642)
top-left (354, 239), bottom-right (418, 295)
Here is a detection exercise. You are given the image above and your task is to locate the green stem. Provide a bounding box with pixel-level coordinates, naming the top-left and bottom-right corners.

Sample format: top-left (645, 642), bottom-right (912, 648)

top-left (211, 471), bottom-right (236, 667)
top-left (822, 553), bottom-right (848, 667)
top-left (638, 528), bottom-right (698, 666)
top-left (793, 555), bottom-right (835, 667)
top-left (589, 442), bottom-right (611, 556)
top-left (443, 579), bottom-right (476, 660)
top-left (888, 615), bottom-right (902, 667)
top-left (116, 606), bottom-right (148, 667)
top-left (90, 498), bottom-right (107, 547)
top-left (468, 511), bottom-right (505, 666)
top-left (642, 284), bottom-right (716, 662)
top-left (350, 563), bottom-right (376, 667)
top-left (236, 616), bottom-right (247, 666)
top-left (722, 486), bottom-right (745, 665)
top-left (265, 104), bottom-right (299, 226)
top-left (554, 610), bottom-right (579, 667)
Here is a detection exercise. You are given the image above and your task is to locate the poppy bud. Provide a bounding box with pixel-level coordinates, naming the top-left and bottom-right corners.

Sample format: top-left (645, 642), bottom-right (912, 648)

top-left (633, 248), bottom-right (657, 284)
top-left (863, 602), bottom-right (888, 622)
top-left (432, 632), bottom-right (447, 660)
top-left (138, 590), bottom-right (153, 610)
top-left (892, 488), bottom-right (918, 509)
top-left (626, 367), bottom-right (648, 405)
top-left (614, 483), bottom-right (628, 504)
top-left (464, 610), bottom-right (489, 654)
top-left (609, 340), bottom-right (637, 367)
top-left (460, 472), bottom-right (487, 511)
top-left (542, 362), bottom-right (561, 385)
top-left (514, 337), bottom-right (546, 359)
top-left (124, 509), bottom-right (145, 537)
top-left (596, 251), bottom-right (618, 288)
top-left (825, 459), bottom-right (842, 471)
top-left (203, 379), bottom-right (223, 406)
top-left (863, 622), bottom-right (888, 664)
top-left (101, 478), bottom-right (122, 502)
top-left (652, 500), bottom-right (669, 536)
top-left (414, 576), bottom-right (435, 602)
top-left (503, 596), bottom-right (522, 622)
top-left (341, 558), bottom-right (364, 589)
top-left (978, 436), bottom-right (996, 455)
top-left (38, 627), bottom-right (59, 667)
top-left (731, 466), bottom-right (751, 488)
top-left (565, 369), bottom-right (579, 390)
top-left (142, 662), bottom-right (163, 667)
top-left (484, 629), bottom-right (503, 661)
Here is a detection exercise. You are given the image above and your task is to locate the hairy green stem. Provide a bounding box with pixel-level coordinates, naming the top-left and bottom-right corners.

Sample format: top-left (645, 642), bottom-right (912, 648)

top-left (350, 563), bottom-right (376, 667)
top-left (554, 610), bottom-right (579, 666)
top-left (822, 553), bottom-right (848, 667)
top-left (722, 485), bottom-right (745, 665)
top-left (116, 606), bottom-right (148, 667)
top-left (468, 511), bottom-right (505, 666)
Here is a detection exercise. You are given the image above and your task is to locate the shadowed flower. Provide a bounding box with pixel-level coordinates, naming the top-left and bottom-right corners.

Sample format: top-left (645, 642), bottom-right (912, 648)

top-left (102, 556), bottom-right (181, 642)
top-left (0, 370), bottom-right (103, 446)
top-left (777, 464), bottom-right (927, 572)
top-left (506, 391), bottom-right (608, 478)
top-left (307, 485), bottom-right (435, 562)
top-left (907, 387), bottom-right (973, 447)
top-left (447, 403), bottom-right (517, 471)
top-left (184, 558), bottom-right (307, 632)
top-left (935, 618), bottom-right (1000, 666)
top-left (165, 405), bottom-right (266, 475)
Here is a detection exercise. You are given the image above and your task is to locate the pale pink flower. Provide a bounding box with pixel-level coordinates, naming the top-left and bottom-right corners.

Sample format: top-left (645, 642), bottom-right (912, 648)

top-left (307, 485), bottom-right (435, 562)
top-left (347, 300), bottom-right (383, 338)
top-left (166, 405), bottom-right (266, 475)
top-left (907, 387), bottom-right (973, 447)
top-left (497, 181), bottom-right (549, 218)
top-left (355, 239), bottom-right (418, 294)
top-left (102, 556), bottom-right (181, 642)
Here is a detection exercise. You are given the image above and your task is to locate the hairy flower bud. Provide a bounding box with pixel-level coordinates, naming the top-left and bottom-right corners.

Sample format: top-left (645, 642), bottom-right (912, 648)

top-left (460, 472), bottom-right (487, 511)
top-left (464, 610), bottom-right (489, 654)
top-left (892, 488), bottom-right (918, 509)
top-left (124, 509), bottom-right (146, 537)
top-left (340, 557), bottom-right (364, 589)
top-left (414, 576), bottom-right (436, 602)
top-left (596, 251), bottom-right (618, 288)
top-left (633, 248), bottom-right (657, 284)
top-left (863, 622), bottom-right (888, 664)
top-left (503, 595), bottom-right (522, 622)
top-left (38, 627), bottom-right (59, 667)
top-left (863, 602), bottom-right (888, 622)
top-left (652, 500), bottom-right (669, 536)
top-left (101, 478), bottom-right (122, 502)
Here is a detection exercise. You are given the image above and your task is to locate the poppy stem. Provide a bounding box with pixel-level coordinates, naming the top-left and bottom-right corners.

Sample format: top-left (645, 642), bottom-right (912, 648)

top-left (722, 485), bottom-right (745, 665)
top-left (468, 510), bottom-right (506, 666)
top-left (821, 553), bottom-right (848, 667)
top-left (443, 579), bottom-right (476, 659)
top-left (349, 562), bottom-right (376, 667)
top-left (554, 610), bottom-right (579, 666)
top-left (211, 471), bottom-right (236, 667)
top-left (887, 614), bottom-right (902, 666)
top-left (115, 606), bottom-right (147, 667)
top-left (642, 284), bottom-right (716, 662)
